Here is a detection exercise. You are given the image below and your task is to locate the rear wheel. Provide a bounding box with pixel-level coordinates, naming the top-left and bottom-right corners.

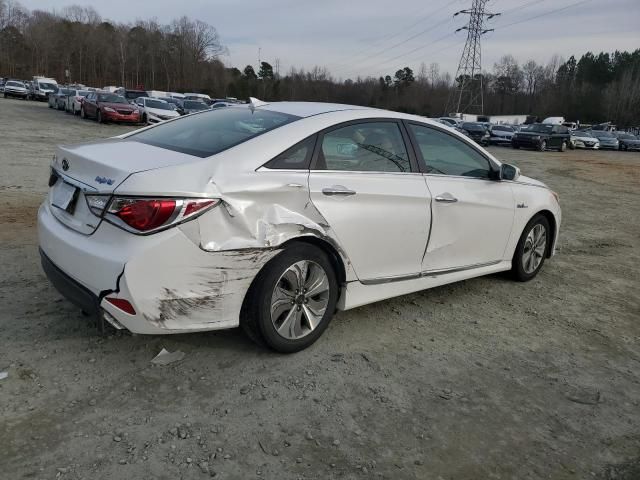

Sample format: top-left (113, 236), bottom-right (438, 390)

top-left (538, 140), bottom-right (547, 152)
top-left (560, 140), bottom-right (567, 152)
top-left (97, 110), bottom-right (103, 123)
top-left (241, 243), bottom-right (338, 353)
top-left (80, 107), bottom-right (86, 119)
top-left (511, 214), bottom-right (550, 282)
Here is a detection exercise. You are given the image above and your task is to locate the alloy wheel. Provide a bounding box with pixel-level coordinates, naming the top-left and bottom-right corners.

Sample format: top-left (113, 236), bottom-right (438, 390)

top-left (270, 260), bottom-right (330, 340)
top-left (522, 224), bottom-right (547, 274)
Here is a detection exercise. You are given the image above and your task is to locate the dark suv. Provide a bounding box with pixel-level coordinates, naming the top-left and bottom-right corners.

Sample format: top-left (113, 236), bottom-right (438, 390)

top-left (511, 123), bottom-right (570, 151)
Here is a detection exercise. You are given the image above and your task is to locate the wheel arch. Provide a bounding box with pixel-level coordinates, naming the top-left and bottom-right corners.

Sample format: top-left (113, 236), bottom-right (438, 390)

top-left (533, 209), bottom-right (557, 258)
top-left (280, 236), bottom-right (347, 288)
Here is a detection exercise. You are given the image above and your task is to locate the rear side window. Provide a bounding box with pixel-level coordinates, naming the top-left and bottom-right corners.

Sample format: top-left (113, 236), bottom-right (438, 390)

top-left (130, 107), bottom-right (300, 158)
top-left (315, 122), bottom-right (411, 172)
top-left (265, 136), bottom-right (316, 170)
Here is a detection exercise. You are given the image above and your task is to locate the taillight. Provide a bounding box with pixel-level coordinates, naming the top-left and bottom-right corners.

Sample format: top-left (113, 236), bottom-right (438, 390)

top-left (111, 198), bottom-right (177, 231)
top-left (85, 195), bottom-right (219, 234)
top-left (105, 297), bottom-right (136, 315)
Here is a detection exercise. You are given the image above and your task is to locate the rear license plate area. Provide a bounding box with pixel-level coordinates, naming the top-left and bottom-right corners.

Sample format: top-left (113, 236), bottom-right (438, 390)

top-left (52, 180), bottom-right (80, 214)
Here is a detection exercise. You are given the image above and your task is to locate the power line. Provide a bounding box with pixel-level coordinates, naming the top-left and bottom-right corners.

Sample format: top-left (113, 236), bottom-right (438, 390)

top-left (332, 3), bottom-right (459, 76)
top-left (327, 0), bottom-right (457, 71)
top-left (492, 0), bottom-right (592, 30)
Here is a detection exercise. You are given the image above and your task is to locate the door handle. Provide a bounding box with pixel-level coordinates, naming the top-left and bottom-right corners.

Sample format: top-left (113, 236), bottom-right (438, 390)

top-left (322, 185), bottom-right (356, 196)
top-left (435, 193), bottom-right (458, 203)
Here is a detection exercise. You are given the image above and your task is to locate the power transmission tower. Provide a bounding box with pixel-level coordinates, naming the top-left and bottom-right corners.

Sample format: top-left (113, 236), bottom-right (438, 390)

top-left (446, 0), bottom-right (500, 115)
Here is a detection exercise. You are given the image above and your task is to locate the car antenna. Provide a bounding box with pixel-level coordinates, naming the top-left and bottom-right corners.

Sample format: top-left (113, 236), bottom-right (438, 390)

top-left (248, 97), bottom-right (268, 113)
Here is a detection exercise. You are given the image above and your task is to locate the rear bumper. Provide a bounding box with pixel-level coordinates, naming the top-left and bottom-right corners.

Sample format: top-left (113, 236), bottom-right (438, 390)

top-left (38, 202), bottom-right (274, 334)
top-left (40, 248), bottom-right (100, 315)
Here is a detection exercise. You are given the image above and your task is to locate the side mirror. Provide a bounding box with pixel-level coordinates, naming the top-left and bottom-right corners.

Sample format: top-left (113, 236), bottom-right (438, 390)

top-left (500, 163), bottom-right (520, 181)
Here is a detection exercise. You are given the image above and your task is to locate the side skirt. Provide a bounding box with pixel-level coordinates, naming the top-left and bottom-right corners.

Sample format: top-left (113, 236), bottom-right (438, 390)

top-left (337, 260), bottom-right (512, 310)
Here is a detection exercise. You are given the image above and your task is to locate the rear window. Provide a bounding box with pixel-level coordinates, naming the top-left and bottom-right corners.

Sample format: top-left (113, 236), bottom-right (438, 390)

top-left (130, 107), bottom-right (300, 157)
top-left (462, 123), bottom-right (486, 131)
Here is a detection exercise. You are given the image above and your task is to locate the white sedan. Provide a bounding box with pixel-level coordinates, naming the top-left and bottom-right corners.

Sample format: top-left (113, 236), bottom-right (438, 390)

top-left (134, 97), bottom-right (181, 124)
top-left (38, 100), bottom-right (561, 352)
top-left (570, 131), bottom-right (600, 149)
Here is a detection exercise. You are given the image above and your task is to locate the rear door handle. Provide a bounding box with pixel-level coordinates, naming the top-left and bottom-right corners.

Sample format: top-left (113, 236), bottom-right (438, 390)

top-left (322, 185), bottom-right (356, 196)
top-left (435, 193), bottom-right (458, 203)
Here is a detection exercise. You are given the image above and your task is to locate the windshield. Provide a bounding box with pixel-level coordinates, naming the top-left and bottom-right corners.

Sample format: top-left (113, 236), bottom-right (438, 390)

top-left (125, 91), bottom-right (147, 99)
top-left (184, 101), bottom-right (209, 110)
top-left (524, 124), bottom-right (553, 133)
top-left (492, 126), bottom-right (513, 132)
top-left (39, 82), bottom-right (57, 91)
top-left (130, 107), bottom-right (300, 157)
top-left (6, 81), bottom-right (24, 87)
top-left (618, 134), bottom-right (636, 140)
top-left (97, 94), bottom-right (128, 104)
top-left (592, 131), bottom-right (614, 138)
top-left (462, 123), bottom-right (486, 131)
top-left (146, 99), bottom-right (173, 110)
top-left (78, 91), bottom-right (90, 97)
top-left (59, 88), bottom-right (74, 95)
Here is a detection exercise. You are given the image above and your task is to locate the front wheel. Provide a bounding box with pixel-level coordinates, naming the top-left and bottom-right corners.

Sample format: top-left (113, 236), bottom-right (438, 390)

top-left (538, 140), bottom-right (547, 152)
top-left (97, 110), bottom-right (103, 123)
top-left (241, 243), bottom-right (339, 353)
top-left (560, 140), bottom-right (567, 152)
top-left (511, 214), bottom-right (551, 282)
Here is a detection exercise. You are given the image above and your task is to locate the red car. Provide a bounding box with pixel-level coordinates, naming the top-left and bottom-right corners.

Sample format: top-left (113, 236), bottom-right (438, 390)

top-left (80, 92), bottom-right (141, 124)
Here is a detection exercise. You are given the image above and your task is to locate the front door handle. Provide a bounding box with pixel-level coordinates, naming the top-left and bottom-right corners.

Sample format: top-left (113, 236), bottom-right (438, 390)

top-left (322, 185), bottom-right (356, 196)
top-left (435, 193), bottom-right (458, 203)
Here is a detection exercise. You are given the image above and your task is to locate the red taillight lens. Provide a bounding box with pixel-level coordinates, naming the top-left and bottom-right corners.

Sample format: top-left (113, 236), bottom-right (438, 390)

top-left (104, 297), bottom-right (136, 315)
top-left (113, 199), bottom-right (177, 231)
top-left (183, 199), bottom-right (216, 217)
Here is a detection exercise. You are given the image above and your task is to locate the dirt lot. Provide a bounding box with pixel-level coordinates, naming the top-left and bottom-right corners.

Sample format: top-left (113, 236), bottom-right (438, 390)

top-left (1, 97), bottom-right (639, 480)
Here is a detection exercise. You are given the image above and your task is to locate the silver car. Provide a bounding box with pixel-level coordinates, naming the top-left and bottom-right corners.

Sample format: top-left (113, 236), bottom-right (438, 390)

top-left (589, 130), bottom-right (619, 150)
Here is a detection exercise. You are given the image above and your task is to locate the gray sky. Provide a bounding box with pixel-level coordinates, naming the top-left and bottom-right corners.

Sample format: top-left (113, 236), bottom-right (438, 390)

top-left (19, 0), bottom-right (640, 79)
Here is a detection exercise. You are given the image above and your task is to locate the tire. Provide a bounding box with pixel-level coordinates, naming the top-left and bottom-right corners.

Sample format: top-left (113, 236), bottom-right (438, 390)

top-left (538, 140), bottom-right (547, 152)
top-left (240, 243), bottom-right (339, 353)
top-left (560, 140), bottom-right (567, 152)
top-left (48, 102), bottom-right (53, 108)
top-left (511, 214), bottom-right (551, 282)
top-left (97, 110), bottom-right (103, 123)
top-left (80, 107), bottom-right (86, 119)
top-left (142, 113), bottom-right (147, 124)
top-left (569, 140), bottom-right (576, 150)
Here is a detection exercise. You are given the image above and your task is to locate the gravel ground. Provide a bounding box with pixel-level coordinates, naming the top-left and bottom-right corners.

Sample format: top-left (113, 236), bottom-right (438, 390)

top-left (1, 97), bottom-right (639, 480)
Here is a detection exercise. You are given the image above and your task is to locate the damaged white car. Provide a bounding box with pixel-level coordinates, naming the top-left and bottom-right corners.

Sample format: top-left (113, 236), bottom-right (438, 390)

top-left (38, 99), bottom-right (561, 352)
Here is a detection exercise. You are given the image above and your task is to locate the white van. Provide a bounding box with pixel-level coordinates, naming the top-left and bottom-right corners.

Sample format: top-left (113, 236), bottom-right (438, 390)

top-left (184, 92), bottom-right (212, 102)
top-left (146, 90), bottom-right (169, 98)
top-left (31, 77), bottom-right (58, 101)
top-left (542, 116), bottom-right (565, 125)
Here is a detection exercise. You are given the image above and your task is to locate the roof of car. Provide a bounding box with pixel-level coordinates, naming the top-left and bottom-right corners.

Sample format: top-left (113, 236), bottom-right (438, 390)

top-left (259, 101), bottom-right (374, 118)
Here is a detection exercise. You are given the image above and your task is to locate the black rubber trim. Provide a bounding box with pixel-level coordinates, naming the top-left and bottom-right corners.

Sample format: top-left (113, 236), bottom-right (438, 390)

top-left (40, 248), bottom-right (100, 316)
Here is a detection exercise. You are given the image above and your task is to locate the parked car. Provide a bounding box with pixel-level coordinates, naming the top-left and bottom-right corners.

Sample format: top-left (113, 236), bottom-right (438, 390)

top-left (210, 101), bottom-right (235, 109)
top-left (569, 130), bottom-right (600, 150)
top-left (38, 100), bottom-right (561, 352)
top-left (589, 130), bottom-right (619, 150)
top-left (182, 99), bottom-right (210, 114)
top-left (157, 96), bottom-right (185, 115)
top-left (459, 122), bottom-right (490, 146)
top-left (615, 132), bottom-right (640, 151)
top-left (454, 126), bottom-right (471, 138)
top-left (49, 88), bottom-right (77, 110)
top-left (3, 80), bottom-right (28, 99)
top-left (65, 90), bottom-right (90, 114)
top-left (488, 125), bottom-right (515, 146)
top-left (135, 97), bottom-right (181, 124)
top-left (511, 123), bottom-right (570, 151)
top-left (122, 89), bottom-right (148, 104)
top-left (184, 92), bottom-right (212, 104)
top-left (81, 92), bottom-right (140, 124)
top-left (437, 117), bottom-right (460, 127)
top-left (30, 77), bottom-right (58, 101)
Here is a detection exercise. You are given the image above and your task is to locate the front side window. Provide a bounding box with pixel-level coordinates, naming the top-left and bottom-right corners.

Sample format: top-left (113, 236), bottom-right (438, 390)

top-left (130, 107), bottom-right (300, 157)
top-left (316, 122), bottom-right (410, 172)
top-left (409, 124), bottom-right (493, 178)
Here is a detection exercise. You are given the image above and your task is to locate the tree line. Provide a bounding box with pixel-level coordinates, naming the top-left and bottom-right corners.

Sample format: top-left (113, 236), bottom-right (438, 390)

top-left (1, 0), bottom-right (639, 126)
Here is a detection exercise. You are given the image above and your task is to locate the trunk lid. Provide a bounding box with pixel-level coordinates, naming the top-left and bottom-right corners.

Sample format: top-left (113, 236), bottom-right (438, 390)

top-left (49, 138), bottom-right (202, 234)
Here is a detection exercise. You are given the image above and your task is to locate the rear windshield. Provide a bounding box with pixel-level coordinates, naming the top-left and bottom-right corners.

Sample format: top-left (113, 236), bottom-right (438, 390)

top-left (125, 91), bottom-right (147, 99)
top-left (492, 125), bottom-right (513, 132)
top-left (130, 107), bottom-right (300, 157)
